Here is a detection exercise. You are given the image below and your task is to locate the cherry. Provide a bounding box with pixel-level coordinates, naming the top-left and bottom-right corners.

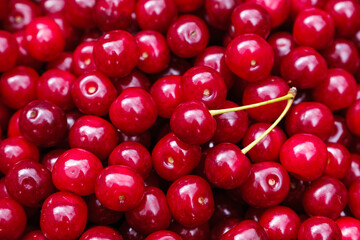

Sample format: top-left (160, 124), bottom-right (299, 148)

top-left (65, 110), bottom-right (82, 131)
top-left (0, 31), bottom-right (18, 72)
top-left (167, 15), bottom-right (209, 58)
top-left (0, 198), bottom-right (27, 240)
top-left (342, 154), bottom-right (360, 188)
top-left (210, 190), bottom-right (243, 225)
top-left (135, 0), bottom-right (178, 33)
top-left (336, 217), bottom-right (360, 240)
top-left (145, 230), bottom-right (182, 240)
top-left (0, 66), bottom-right (38, 109)
top-left (80, 226), bottom-right (123, 240)
top-left (205, 0), bottom-right (237, 30)
top-left (327, 116), bottom-right (353, 147)
top-left (324, 142), bottom-right (351, 179)
top-left (113, 69), bottom-right (151, 94)
top-left (93, 30), bottom-right (139, 78)
top-left (293, 8), bottom-right (334, 50)
top-left (210, 218), bottom-right (240, 240)
top-left (22, 230), bottom-right (47, 240)
top-left (46, 52), bottom-right (74, 74)
top-left (231, 3), bottom-right (271, 39)
top-left (173, 0), bottom-right (204, 13)
top-left (170, 101), bottom-right (216, 145)
top-left (167, 175), bottom-right (214, 228)
top-left (40, 0), bottom-right (65, 14)
top-left (225, 34), bottom-right (274, 82)
top-left (181, 66), bottom-right (227, 109)
top-left (40, 191), bottom-right (87, 240)
top-left (281, 46), bottom-right (328, 89)
top-left (280, 133), bottom-right (328, 181)
top-left (24, 17), bottom-right (65, 62)
top-left (110, 87), bottom-right (158, 135)
top-left (259, 206), bottom-right (301, 240)
top-left (72, 41), bottom-right (98, 76)
top-left (118, 130), bottom-right (152, 149)
top-left (64, 0), bottom-right (96, 29)
top-left (41, 149), bottom-right (66, 172)
top-left (0, 178), bottom-right (11, 199)
top-left (348, 180), bottom-right (360, 219)
top-left (221, 220), bottom-right (269, 240)
top-left (346, 99), bottom-right (360, 136)
top-left (14, 30), bottom-right (43, 70)
top-left (95, 165), bottom-right (145, 211)
top-left (152, 132), bottom-right (201, 181)
top-left (290, 0), bottom-right (327, 19)
top-left (297, 216), bottom-right (342, 240)
top-left (86, 194), bottom-right (123, 225)
top-left (156, 56), bottom-right (192, 78)
top-left (170, 221), bottom-right (210, 240)
top-left (135, 30), bottom-right (170, 74)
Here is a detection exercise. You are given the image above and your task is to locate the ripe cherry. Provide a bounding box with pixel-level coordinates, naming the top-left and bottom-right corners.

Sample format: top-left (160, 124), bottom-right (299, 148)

top-left (86, 194), bottom-right (123, 225)
top-left (0, 198), bottom-right (27, 240)
top-left (170, 221), bottom-right (210, 240)
top-left (297, 216), bottom-right (342, 240)
top-left (145, 230), bottom-right (182, 240)
top-left (221, 220), bottom-right (269, 240)
top-left (342, 154), bottom-right (360, 188)
top-left (71, 41), bottom-right (98, 77)
top-left (64, 0), bottom-right (96, 29)
top-left (80, 226), bottom-right (123, 240)
top-left (336, 217), bottom-right (360, 240)
top-left (346, 99), bottom-right (360, 136)
top-left (348, 180), bottom-right (360, 219)
top-left (324, 142), bottom-right (351, 179)
top-left (205, 0), bottom-right (237, 30)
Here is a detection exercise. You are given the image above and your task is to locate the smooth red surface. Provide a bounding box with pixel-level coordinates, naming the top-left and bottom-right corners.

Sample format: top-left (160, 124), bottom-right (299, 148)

top-left (324, 142), bottom-right (351, 179)
top-left (0, 198), bottom-right (27, 240)
top-left (221, 220), bottom-right (269, 240)
top-left (297, 216), bottom-right (341, 240)
top-left (80, 226), bottom-right (123, 240)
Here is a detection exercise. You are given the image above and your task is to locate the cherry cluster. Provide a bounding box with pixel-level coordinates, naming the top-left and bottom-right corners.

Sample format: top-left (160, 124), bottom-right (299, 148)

top-left (0, 0), bottom-right (360, 239)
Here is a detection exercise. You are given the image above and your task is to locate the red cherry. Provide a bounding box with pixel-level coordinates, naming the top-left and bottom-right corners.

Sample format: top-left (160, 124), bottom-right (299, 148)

top-left (170, 221), bottom-right (210, 240)
top-left (348, 180), bottom-right (360, 219)
top-left (22, 230), bottom-right (47, 240)
top-left (221, 220), bottom-right (269, 240)
top-left (0, 198), bottom-right (27, 240)
top-left (342, 154), bottom-right (360, 188)
top-left (46, 52), bottom-right (73, 72)
top-left (86, 194), bottom-right (123, 225)
top-left (210, 218), bottom-right (240, 240)
top-left (7, 109), bottom-right (23, 138)
top-left (327, 115), bottom-right (353, 147)
top-left (0, 31), bottom-right (18, 72)
top-left (336, 217), bottom-right (360, 240)
top-left (71, 41), bottom-right (98, 77)
top-left (145, 230), bottom-right (182, 240)
top-left (173, 0), bottom-right (204, 13)
top-left (346, 99), bottom-right (360, 136)
top-left (41, 149), bottom-right (66, 172)
top-left (205, 0), bottom-right (237, 30)
top-left (80, 226), bottom-right (123, 240)
top-left (64, 0), bottom-right (96, 29)
top-left (14, 30), bottom-right (43, 70)
top-left (297, 216), bottom-right (342, 240)
top-left (324, 142), bottom-right (351, 179)
top-left (290, 0), bottom-right (327, 19)
top-left (40, 0), bottom-right (65, 14)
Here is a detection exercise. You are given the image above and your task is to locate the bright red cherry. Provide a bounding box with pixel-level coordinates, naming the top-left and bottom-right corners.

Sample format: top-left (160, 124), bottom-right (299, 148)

top-left (348, 180), bottom-right (360, 218)
top-left (80, 226), bottom-right (123, 240)
top-left (346, 99), bottom-right (360, 136)
top-left (327, 116), bottom-right (353, 147)
top-left (210, 218), bottom-right (240, 240)
top-left (342, 154), bottom-right (360, 188)
top-left (280, 133), bottom-right (328, 181)
top-left (71, 41), bottom-right (98, 77)
top-left (22, 230), bottom-right (47, 240)
top-left (221, 220), bottom-right (269, 240)
top-left (0, 198), bottom-right (27, 240)
top-left (324, 142), bottom-right (351, 179)
top-left (14, 30), bottom-right (43, 70)
top-left (145, 230), bottom-right (182, 240)
top-left (7, 109), bottom-right (23, 138)
top-left (40, 0), bottom-right (65, 14)
top-left (167, 175), bottom-right (214, 228)
top-left (0, 31), bottom-right (18, 72)
top-left (86, 194), bottom-right (123, 225)
top-left (205, 0), bottom-right (237, 30)
top-left (93, 30), bottom-right (139, 77)
top-left (40, 191), bottom-right (87, 240)
top-left (290, 0), bottom-right (327, 19)
top-left (173, 0), bottom-right (204, 12)
top-left (297, 216), bottom-right (342, 240)
top-left (113, 69), bottom-right (151, 94)
top-left (336, 217), bottom-right (360, 240)
top-left (46, 51), bottom-right (73, 72)
top-left (64, 0), bottom-right (96, 29)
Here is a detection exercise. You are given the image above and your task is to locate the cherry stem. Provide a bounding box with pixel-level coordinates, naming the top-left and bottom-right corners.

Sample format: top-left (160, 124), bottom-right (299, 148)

top-left (241, 87), bottom-right (297, 155)
top-left (209, 87), bottom-right (297, 116)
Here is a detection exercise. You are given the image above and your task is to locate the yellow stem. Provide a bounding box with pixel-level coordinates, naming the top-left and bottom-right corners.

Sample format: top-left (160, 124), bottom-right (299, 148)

top-left (209, 87), bottom-right (297, 116)
top-left (241, 87), bottom-right (297, 155)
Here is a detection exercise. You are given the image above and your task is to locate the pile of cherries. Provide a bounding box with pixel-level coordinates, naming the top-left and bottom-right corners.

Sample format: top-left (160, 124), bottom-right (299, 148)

top-left (1, 0), bottom-right (360, 239)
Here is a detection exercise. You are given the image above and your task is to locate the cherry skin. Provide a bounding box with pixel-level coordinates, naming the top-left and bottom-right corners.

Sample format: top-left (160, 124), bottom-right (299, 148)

top-left (152, 132), bottom-right (201, 181)
top-left (7, 109), bottom-right (23, 138)
top-left (170, 101), bottom-right (216, 145)
top-left (46, 51), bottom-right (73, 72)
top-left (118, 130), bottom-right (152, 149)
top-left (5, 161), bottom-right (54, 207)
top-left (71, 41), bottom-right (98, 77)
top-left (126, 186), bottom-right (172, 235)
top-left (93, 30), bottom-right (139, 77)
top-left (302, 176), bottom-right (348, 219)
top-left (22, 230), bottom-right (47, 240)
top-left (110, 87), bottom-right (158, 135)
top-left (37, 69), bottom-right (76, 111)
top-left (40, 0), bottom-right (65, 14)
top-left (145, 230), bottom-right (182, 240)
top-left (281, 46), bottom-right (328, 89)
top-left (40, 191), bottom-right (87, 240)
top-left (14, 30), bottom-right (43, 70)
top-left (239, 161), bottom-right (290, 208)
top-left (135, 0), bottom-right (178, 33)
top-left (280, 133), bottom-right (328, 181)
top-left (293, 8), bottom-right (334, 50)
top-left (346, 99), bottom-right (360, 136)
top-left (86, 194), bottom-right (123, 225)
top-left (297, 216), bottom-right (342, 240)
top-left (113, 69), bottom-right (151, 94)
top-left (64, 0), bottom-right (96, 29)
top-left (0, 136), bottom-right (39, 175)
top-left (348, 180), bottom-right (360, 218)
top-left (41, 149), bottom-right (66, 172)
top-left (80, 226), bottom-right (123, 240)
top-left (210, 218), bottom-right (241, 240)
top-left (19, 100), bottom-right (67, 147)
top-left (24, 17), bottom-right (65, 61)
top-left (0, 198), bottom-right (27, 240)
top-left (0, 31), bottom-right (18, 72)
top-left (109, 141), bottom-right (152, 179)
top-left (205, 0), bottom-right (237, 30)
top-left (290, 0), bottom-right (327, 19)
top-left (205, 142), bottom-right (251, 189)
top-left (242, 76), bottom-right (289, 122)
top-left (336, 217), bottom-right (360, 240)
top-left (170, 221), bottom-right (210, 240)
top-left (167, 15), bottom-right (209, 58)
top-left (225, 34), bottom-right (274, 82)
top-left (342, 154), bottom-right (360, 188)
top-left (210, 190), bottom-right (243, 225)
top-left (242, 123), bottom-right (287, 163)
top-left (71, 71), bottom-right (118, 116)
top-left (327, 116), bottom-right (353, 147)
top-left (259, 206), bottom-right (301, 240)
top-left (69, 115), bottom-right (119, 160)
top-left (52, 148), bottom-right (103, 196)
top-left (0, 66), bottom-right (38, 110)
top-left (231, 3), bottom-right (271, 39)
top-left (95, 165), bottom-right (145, 211)
top-left (181, 66), bottom-right (227, 109)
top-left (167, 175), bottom-right (214, 228)
top-left (221, 220), bottom-right (269, 240)
top-left (285, 102), bottom-right (335, 141)
top-left (324, 142), bottom-right (351, 179)
top-left (0, 178), bottom-right (11, 199)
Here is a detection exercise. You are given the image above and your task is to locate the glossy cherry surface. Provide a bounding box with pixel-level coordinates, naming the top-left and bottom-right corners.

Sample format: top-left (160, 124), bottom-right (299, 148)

top-left (71, 41), bottom-right (97, 76)
top-left (324, 142), bottom-right (351, 179)
top-left (46, 51), bottom-right (73, 72)
top-left (80, 226), bottom-right (123, 240)
top-left (113, 69), bottom-right (151, 94)
top-left (205, 0), bottom-right (237, 30)
top-left (64, 0), bottom-right (96, 29)
top-left (14, 30), bottom-right (42, 70)
top-left (41, 149), bottom-right (66, 172)
top-left (327, 116), bottom-right (353, 147)
top-left (348, 180), bottom-right (360, 218)
top-left (346, 99), bottom-right (360, 136)
top-left (336, 217), bottom-right (360, 240)
top-left (221, 220), bottom-right (269, 240)
top-left (86, 194), bottom-right (123, 225)
top-left (0, 198), bottom-right (27, 240)
top-left (342, 154), bottom-right (360, 188)
top-left (210, 218), bottom-right (240, 240)
top-left (297, 216), bottom-right (342, 240)
top-left (22, 230), bottom-right (47, 240)
top-left (145, 230), bottom-right (182, 240)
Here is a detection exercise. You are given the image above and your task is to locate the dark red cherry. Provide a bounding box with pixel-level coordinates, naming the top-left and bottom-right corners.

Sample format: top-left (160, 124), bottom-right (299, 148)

top-left (46, 52), bottom-right (73, 73)
top-left (324, 142), bottom-right (351, 179)
top-left (14, 30), bottom-right (43, 70)
top-left (86, 194), bottom-right (123, 225)
top-left (210, 218), bottom-right (241, 240)
top-left (24, 17), bottom-right (65, 61)
top-left (225, 34), bottom-right (274, 82)
top-left (205, 0), bottom-right (237, 30)
top-left (118, 130), bottom-right (152, 150)
top-left (0, 31), bottom-right (18, 72)
top-left (155, 56), bottom-right (192, 78)
top-left (0, 136), bottom-right (39, 175)
top-left (336, 217), bottom-right (360, 240)
top-left (119, 221), bottom-right (146, 240)
top-left (40, 0), bottom-right (65, 14)
top-left (303, 176), bottom-right (347, 219)
top-left (72, 41), bottom-right (98, 77)
top-left (0, 178), bottom-right (11, 199)
top-left (280, 133), bottom-right (328, 181)
top-left (205, 143), bottom-right (251, 189)
top-left (37, 69), bottom-right (76, 111)
top-left (113, 69), bottom-right (151, 94)
top-left (0, 66), bottom-right (38, 109)
top-left (110, 87), bottom-right (158, 135)
top-left (173, 0), bottom-right (204, 13)
top-left (285, 102), bottom-right (335, 141)
top-left (167, 15), bottom-right (209, 58)
top-left (259, 206), bottom-right (301, 240)
top-left (80, 226), bottom-right (123, 240)
top-left (65, 110), bottom-right (82, 131)
top-left (40, 191), bottom-right (87, 240)
top-left (281, 46), bottom-right (328, 89)
top-left (145, 230), bottom-right (182, 240)
top-left (41, 149), bottom-right (66, 172)
top-left (342, 154), bottom-right (360, 188)
top-left (19, 100), bottom-right (67, 147)
top-left (170, 101), bottom-right (216, 145)
top-left (242, 76), bottom-right (289, 122)
top-left (346, 99), bottom-right (360, 136)
top-left (152, 132), bottom-right (201, 181)
top-left (293, 8), bottom-right (334, 50)
top-left (22, 230), bottom-right (47, 240)
top-left (181, 66), bottom-right (227, 109)
top-left (239, 161), bottom-right (290, 208)
top-left (126, 186), bottom-right (171, 235)
top-left (93, 30), bottom-right (139, 78)
top-left (221, 220), bottom-right (269, 240)
top-left (297, 216), bottom-right (342, 240)
top-left (348, 180), bottom-right (360, 218)
top-left (167, 175), bottom-right (214, 228)
top-left (52, 148), bottom-right (103, 196)
top-left (95, 165), bottom-right (145, 211)
top-left (0, 102), bottom-right (11, 133)
top-left (0, 198), bottom-right (27, 240)
top-left (5, 161), bottom-right (54, 207)
top-left (170, 221), bottom-right (210, 240)
top-left (210, 190), bottom-right (243, 225)
top-left (64, 0), bottom-right (96, 29)
top-left (7, 109), bottom-right (23, 138)
top-left (327, 116), bottom-right (353, 147)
